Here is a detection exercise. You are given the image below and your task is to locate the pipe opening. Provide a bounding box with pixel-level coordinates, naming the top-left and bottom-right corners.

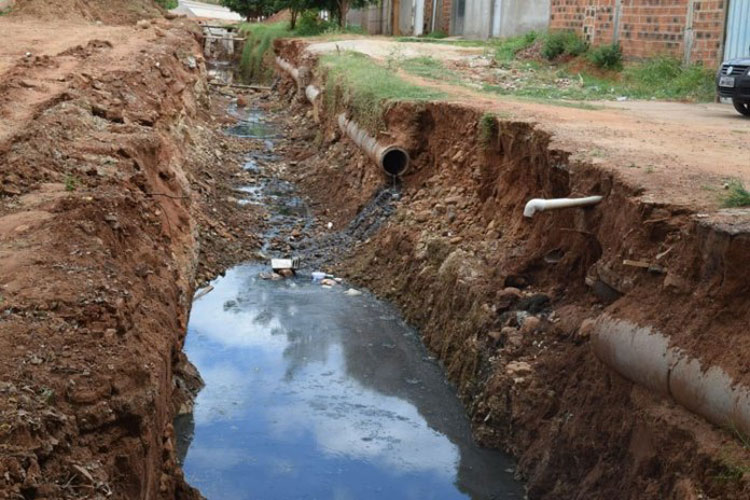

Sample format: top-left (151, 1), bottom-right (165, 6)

top-left (381, 147), bottom-right (409, 177)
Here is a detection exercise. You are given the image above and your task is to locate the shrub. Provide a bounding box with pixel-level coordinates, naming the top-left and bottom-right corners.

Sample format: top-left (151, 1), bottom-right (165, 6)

top-left (495, 30), bottom-right (538, 62)
top-left (295, 10), bottom-right (331, 36)
top-left (542, 31), bottom-right (587, 60)
top-left (722, 181), bottom-right (750, 208)
top-left (589, 43), bottom-right (623, 70)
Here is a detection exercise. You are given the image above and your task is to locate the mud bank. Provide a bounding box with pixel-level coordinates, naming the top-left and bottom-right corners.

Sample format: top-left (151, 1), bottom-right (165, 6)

top-left (270, 39), bottom-right (750, 499)
top-left (0, 19), bottom-right (262, 498)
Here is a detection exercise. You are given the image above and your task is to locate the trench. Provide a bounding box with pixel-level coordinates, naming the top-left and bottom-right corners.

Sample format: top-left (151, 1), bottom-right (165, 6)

top-left (175, 103), bottom-right (524, 498)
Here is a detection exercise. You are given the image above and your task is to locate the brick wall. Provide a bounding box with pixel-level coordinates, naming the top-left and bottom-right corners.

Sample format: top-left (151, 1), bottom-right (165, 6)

top-left (549, 0), bottom-right (727, 67)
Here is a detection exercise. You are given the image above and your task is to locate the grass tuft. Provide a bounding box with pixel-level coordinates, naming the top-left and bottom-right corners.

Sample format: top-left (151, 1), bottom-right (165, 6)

top-left (478, 113), bottom-right (498, 146)
top-left (239, 22), bottom-right (292, 83)
top-left (721, 180), bottom-right (750, 208)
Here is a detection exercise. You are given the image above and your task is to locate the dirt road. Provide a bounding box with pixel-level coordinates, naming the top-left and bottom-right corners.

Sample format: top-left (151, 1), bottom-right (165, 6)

top-left (308, 38), bottom-right (750, 209)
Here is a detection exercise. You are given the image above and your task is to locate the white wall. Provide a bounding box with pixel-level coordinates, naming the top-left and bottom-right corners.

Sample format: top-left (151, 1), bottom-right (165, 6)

top-left (461, 0), bottom-right (548, 39)
top-left (499, 0), bottom-right (549, 38)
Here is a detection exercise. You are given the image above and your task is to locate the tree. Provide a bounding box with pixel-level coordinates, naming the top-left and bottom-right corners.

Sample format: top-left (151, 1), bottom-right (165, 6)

top-left (273, 0), bottom-right (316, 30)
top-left (323, 0), bottom-right (375, 28)
top-left (221, 0), bottom-right (275, 21)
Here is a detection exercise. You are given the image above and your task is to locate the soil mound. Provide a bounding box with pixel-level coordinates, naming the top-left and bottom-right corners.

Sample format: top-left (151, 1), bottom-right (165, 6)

top-left (11, 0), bottom-right (163, 24)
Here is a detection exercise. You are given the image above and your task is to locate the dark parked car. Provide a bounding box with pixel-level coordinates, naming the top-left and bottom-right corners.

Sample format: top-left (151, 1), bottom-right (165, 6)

top-left (717, 57), bottom-right (750, 116)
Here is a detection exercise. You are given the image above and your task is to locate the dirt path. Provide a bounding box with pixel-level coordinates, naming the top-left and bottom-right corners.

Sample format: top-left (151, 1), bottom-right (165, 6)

top-left (308, 38), bottom-right (750, 210)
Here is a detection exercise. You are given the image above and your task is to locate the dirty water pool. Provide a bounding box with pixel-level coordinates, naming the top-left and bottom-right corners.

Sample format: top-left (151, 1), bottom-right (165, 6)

top-left (176, 266), bottom-right (523, 500)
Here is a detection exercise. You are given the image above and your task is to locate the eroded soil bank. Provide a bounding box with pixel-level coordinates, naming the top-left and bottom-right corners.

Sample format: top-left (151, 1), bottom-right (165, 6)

top-left (263, 39), bottom-right (750, 499)
top-left (0, 16), bottom-right (266, 498)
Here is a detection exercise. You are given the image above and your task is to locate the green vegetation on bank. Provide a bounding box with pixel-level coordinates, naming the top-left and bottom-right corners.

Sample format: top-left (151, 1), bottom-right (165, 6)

top-left (240, 22), bottom-right (292, 82)
top-left (320, 52), bottom-right (444, 132)
top-left (239, 16), bottom-right (363, 82)
top-left (722, 181), bottom-right (750, 208)
top-left (155, 0), bottom-right (178, 9)
top-left (396, 30), bottom-right (714, 102)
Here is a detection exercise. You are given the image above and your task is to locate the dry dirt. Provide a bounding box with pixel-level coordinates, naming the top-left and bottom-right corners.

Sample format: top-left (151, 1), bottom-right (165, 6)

top-left (272, 39), bottom-right (750, 499)
top-left (0, 8), bottom-right (265, 499)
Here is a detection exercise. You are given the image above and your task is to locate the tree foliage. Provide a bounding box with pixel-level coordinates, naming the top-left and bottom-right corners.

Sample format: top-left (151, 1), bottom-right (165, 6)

top-left (220, 0), bottom-right (274, 21)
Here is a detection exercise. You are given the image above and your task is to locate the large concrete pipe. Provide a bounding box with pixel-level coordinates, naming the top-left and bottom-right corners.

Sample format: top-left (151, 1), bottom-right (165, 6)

top-left (305, 84), bottom-right (320, 103)
top-left (275, 56), bottom-right (301, 87)
top-left (337, 113), bottom-right (410, 177)
top-left (592, 315), bottom-right (750, 436)
top-left (523, 196), bottom-right (603, 218)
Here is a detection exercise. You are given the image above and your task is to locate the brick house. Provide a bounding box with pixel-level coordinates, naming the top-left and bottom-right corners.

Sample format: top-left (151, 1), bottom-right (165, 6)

top-left (549, 0), bottom-right (750, 67)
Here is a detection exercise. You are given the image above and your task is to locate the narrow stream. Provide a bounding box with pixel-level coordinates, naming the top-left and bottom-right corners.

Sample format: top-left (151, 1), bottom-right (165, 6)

top-left (176, 100), bottom-right (523, 499)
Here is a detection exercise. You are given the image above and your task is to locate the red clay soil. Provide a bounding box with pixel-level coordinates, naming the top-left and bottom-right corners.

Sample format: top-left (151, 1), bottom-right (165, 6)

top-left (0, 11), bottom-right (264, 499)
top-left (273, 40), bottom-right (750, 499)
top-left (9, 0), bottom-right (164, 24)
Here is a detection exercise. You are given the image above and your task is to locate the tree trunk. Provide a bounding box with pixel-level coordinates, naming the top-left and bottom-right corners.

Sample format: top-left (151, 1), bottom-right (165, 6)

top-left (337, 0), bottom-right (348, 27)
top-left (290, 9), bottom-right (298, 30)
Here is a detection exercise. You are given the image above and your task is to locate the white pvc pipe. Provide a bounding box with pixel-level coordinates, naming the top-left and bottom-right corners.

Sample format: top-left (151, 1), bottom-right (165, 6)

top-left (523, 196), bottom-right (603, 218)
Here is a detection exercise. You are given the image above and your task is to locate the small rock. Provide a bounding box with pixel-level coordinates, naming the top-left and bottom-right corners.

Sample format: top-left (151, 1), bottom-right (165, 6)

top-left (414, 210), bottom-right (431, 223)
top-left (505, 361), bottom-right (532, 376)
top-left (236, 96), bottom-right (249, 108)
top-left (577, 318), bottom-right (596, 340)
top-left (278, 269), bottom-right (294, 278)
top-left (487, 330), bottom-right (502, 341)
top-left (320, 278), bottom-right (337, 287)
top-left (520, 316), bottom-right (541, 335)
top-left (345, 289), bottom-right (363, 296)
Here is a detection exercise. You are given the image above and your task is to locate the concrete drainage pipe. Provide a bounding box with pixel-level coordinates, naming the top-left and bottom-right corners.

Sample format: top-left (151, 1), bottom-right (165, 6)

top-left (305, 84), bottom-right (320, 104)
top-left (523, 196), bottom-right (603, 218)
top-left (275, 56), bottom-right (302, 87)
top-left (592, 315), bottom-right (750, 436)
top-left (337, 113), bottom-right (410, 177)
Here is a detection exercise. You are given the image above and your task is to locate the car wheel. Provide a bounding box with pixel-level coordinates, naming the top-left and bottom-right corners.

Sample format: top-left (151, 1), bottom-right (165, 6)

top-left (733, 99), bottom-right (750, 116)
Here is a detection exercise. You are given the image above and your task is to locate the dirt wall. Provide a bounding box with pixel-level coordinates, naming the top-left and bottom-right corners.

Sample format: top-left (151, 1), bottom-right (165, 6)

top-left (273, 39), bottom-right (750, 499)
top-left (0, 21), bottom-right (211, 499)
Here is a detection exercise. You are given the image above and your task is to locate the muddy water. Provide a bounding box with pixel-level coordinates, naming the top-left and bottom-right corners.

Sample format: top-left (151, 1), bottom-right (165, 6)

top-left (178, 267), bottom-right (523, 499)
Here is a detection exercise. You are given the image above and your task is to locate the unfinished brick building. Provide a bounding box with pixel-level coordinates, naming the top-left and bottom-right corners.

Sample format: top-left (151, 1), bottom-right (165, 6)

top-left (549, 0), bottom-right (748, 67)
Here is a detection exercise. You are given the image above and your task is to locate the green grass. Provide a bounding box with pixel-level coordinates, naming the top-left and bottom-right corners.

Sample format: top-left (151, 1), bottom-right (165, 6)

top-left (495, 31), bottom-right (538, 62)
top-left (398, 57), bottom-right (463, 84)
top-left (721, 180), bottom-right (750, 208)
top-left (239, 22), bottom-right (293, 83)
top-left (155, 0), bottom-right (178, 9)
top-left (620, 57), bottom-right (715, 101)
top-left (320, 52), bottom-right (444, 132)
top-left (239, 19), bottom-right (366, 83)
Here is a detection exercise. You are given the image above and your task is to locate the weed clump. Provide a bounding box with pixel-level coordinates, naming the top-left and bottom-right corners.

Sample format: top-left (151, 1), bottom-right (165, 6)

top-left (495, 31), bottom-right (538, 62)
top-left (622, 56), bottom-right (715, 100)
top-left (239, 23), bottom-right (292, 82)
top-left (542, 31), bottom-right (587, 60)
top-left (589, 43), bottom-right (623, 70)
top-left (478, 113), bottom-right (498, 146)
top-left (722, 181), bottom-right (750, 208)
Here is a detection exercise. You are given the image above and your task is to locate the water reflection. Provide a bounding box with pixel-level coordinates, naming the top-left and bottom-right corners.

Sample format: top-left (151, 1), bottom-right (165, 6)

top-left (179, 265), bottom-right (522, 499)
